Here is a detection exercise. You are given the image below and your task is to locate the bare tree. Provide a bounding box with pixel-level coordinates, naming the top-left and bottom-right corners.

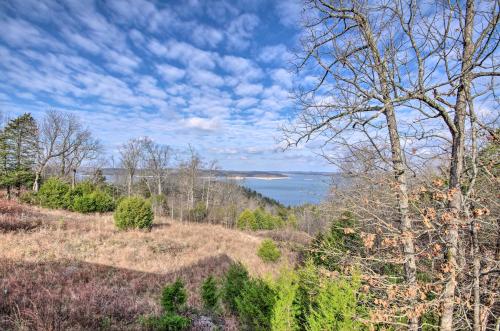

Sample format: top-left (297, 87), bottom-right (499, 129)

top-left (141, 137), bottom-right (171, 196)
top-left (285, 0), bottom-right (498, 329)
top-left (119, 138), bottom-right (143, 196)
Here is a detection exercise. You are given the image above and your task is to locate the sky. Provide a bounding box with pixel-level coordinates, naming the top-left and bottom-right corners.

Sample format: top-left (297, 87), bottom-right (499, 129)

top-left (0, 0), bottom-right (332, 172)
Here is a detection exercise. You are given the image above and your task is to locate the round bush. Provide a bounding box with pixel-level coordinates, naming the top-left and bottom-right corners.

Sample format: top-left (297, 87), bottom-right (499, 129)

top-left (63, 181), bottom-right (95, 209)
top-left (257, 239), bottom-right (281, 263)
top-left (38, 178), bottom-right (70, 209)
top-left (237, 209), bottom-right (256, 229)
top-left (114, 197), bottom-right (153, 230)
top-left (72, 191), bottom-right (115, 213)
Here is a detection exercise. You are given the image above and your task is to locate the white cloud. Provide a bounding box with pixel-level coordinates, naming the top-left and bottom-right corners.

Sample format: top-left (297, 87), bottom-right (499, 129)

top-left (184, 116), bottom-right (221, 131)
top-left (226, 13), bottom-right (259, 49)
top-left (258, 44), bottom-right (291, 63)
top-left (235, 83), bottom-right (263, 96)
top-left (156, 63), bottom-right (186, 81)
top-left (275, 0), bottom-right (302, 28)
top-left (191, 25), bottom-right (224, 48)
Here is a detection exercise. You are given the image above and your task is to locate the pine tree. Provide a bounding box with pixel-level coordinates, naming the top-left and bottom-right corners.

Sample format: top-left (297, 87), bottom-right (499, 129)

top-left (0, 113), bottom-right (38, 197)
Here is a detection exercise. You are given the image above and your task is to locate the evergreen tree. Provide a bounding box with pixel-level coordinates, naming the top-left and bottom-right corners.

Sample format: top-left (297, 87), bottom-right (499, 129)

top-left (0, 113), bottom-right (38, 197)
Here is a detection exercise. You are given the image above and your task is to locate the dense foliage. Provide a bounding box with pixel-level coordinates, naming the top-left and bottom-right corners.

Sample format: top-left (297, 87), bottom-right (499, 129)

top-left (237, 208), bottom-right (288, 230)
top-left (222, 262), bottom-right (249, 312)
top-left (200, 275), bottom-right (220, 312)
top-left (257, 239), bottom-right (281, 263)
top-left (235, 278), bottom-right (276, 330)
top-left (114, 197), bottom-right (153, 230)
top-left (0, 113), bottom-right (38, 198)
top-left (141, 279), bottom-right (190, 331)
top-left (38, 177), bottom-right (70, 209)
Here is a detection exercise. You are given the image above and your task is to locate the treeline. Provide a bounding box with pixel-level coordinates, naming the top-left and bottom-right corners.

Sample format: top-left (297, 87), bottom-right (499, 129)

top-left (0, 111), bottom-right (293, 229)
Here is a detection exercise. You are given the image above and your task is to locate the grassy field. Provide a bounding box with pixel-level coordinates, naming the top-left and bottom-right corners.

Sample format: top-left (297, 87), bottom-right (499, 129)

top-left (0, 199), bottom-right (302, 330)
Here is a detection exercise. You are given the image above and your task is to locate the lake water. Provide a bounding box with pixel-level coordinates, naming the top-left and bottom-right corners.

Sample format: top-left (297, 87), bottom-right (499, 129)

top-left (234, 173), bottom-right (335, 206)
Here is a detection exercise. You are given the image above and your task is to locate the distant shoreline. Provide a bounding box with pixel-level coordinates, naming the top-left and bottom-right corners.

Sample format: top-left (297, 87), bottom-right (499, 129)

top-left (227, 175), bottom-right (289, 180)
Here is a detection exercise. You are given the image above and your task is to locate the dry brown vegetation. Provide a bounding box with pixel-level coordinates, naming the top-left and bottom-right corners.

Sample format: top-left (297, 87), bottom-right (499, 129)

top-left (0, 199), bottom-right (298, 330)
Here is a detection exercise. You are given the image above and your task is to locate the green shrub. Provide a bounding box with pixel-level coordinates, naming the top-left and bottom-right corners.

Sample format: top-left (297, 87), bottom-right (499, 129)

top-left (189, 201), bottom-right (208, 222)
top-left (140, 314), bottom-right (190, 331)
top-left (237, 209), bottom-right (256, 229)
top-left (309, 211), bottom-right (362, 271)
top-left (223, 262), bottom-right (249, 312)
top-left (38, 178), bottom-right (70, 209)
top-left (295, 260), bottom-right (320, 325)
top-left (140, 279), bottom-right (190, 331)
top-left (236, 278), bottom-right (276, 331)
top-left (161, 279), bottom-right (187, 314)
top-left (257, 239), bottom-right (281, 263)
top-left (114, 197), bottom-right (154, 230)
top-left (72, 190), bottom-right (115, 213)
top-left (201, 275), bottom-right (220, 312)
top-left (63, 181), bottom-right (95, 209)
top-left (306, 273), bottom-right (367, 331)
top-left (271, 269), bottom-right (300, 331)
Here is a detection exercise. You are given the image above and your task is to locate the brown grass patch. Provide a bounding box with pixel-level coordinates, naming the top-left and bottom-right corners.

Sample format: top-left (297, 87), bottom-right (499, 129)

top-left (0, 200), bottom-right (42, 233)
top-left (0, 200), bottom-right (301, 329)
top-left (0, 256), bottom-right (234, 330)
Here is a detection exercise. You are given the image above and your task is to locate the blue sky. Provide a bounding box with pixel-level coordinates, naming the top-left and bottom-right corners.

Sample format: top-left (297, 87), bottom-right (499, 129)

top-left (0, 0), bottom-right (332, 172)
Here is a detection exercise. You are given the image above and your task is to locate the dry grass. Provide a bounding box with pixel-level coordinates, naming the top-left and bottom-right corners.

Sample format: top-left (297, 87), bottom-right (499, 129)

top-left (0, 205), bottom-right (295, 276)
top-left (0, 199), bottom-right (300, 330)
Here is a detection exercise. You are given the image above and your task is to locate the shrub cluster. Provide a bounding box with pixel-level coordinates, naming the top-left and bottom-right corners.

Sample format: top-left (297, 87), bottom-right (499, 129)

top-left (35, 178), bottom-right (115, 214)
top-left (141, 279), bottom-right (190, 330)
top-left (114, 197), bottom-right (154, 230)
top-left (236, 208), bottom-right (285, 230)
top-left (257, 239), bottom-right (281, 263)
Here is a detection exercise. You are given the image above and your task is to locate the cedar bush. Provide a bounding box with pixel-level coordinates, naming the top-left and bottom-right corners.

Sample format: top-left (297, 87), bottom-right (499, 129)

top-left (236, 209), bottom-right (256, 229)
top-left (72, 190), bottom-right (115, 213)
top-left (140, 279), bottom-right (190, 331)
top-left (201, 275), bottom-right (220, 312)
top-left (257, 239), bottom-right (281, 263)
top-left (223, 262), bottom-right (249, 312)
top-left (309, 211), bottom-right (362, 271)
top-left (237, 208), bottom-right (285, 230)
top-left (114, 197), bottom-right (153, 230)
top-left (270, 269), bottom-right (300, 331)
top-left (235, 278), bottom-right (276, 331)
top-left (161, 279), bottom-right (187, 314)
top-left (38, 177), bottom-right (70, 209)
top-left (63, 181), bottom-right (94, 209)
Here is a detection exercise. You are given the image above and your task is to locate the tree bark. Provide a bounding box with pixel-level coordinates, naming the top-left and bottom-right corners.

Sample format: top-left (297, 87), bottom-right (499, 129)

top-left (440, 1), bottom-right (474, 330)
top-left (358, 14), bottom-right (419, 330)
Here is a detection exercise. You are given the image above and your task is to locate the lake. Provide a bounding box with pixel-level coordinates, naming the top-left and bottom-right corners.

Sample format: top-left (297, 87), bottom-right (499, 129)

top-left (233, 173), bottom-right (335, 206)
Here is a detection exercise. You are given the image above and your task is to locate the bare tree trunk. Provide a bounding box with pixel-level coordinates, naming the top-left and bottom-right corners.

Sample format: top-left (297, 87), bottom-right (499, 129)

top-left (359, 14), bottom-right (419, 329)
top-left (33, 171), bottom-right (40, 192)
top-left (385, 105), bottom-right (419, 331)
top-left (441, 2), bottom-right (474, 330)
top-left (71, 168), bottom-right (76, 189)
top-left (128, 173), bottom-right (132, 197)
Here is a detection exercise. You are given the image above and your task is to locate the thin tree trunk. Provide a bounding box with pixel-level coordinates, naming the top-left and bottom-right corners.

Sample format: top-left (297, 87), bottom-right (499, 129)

top-left (128, 173), bottom-right (132, 196)
top-left (385, 105), bottom-right (419, 331)
top-left (358, 14), bottom-right (419, 329)
top-left (441, 1), bottom-right (474, 330)
top-left (33, 171), bottom-right (40, 192)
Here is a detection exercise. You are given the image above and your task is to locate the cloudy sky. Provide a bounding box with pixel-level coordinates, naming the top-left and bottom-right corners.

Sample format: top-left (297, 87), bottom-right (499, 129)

top-left (0, 0), bottom-right (333, 171)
